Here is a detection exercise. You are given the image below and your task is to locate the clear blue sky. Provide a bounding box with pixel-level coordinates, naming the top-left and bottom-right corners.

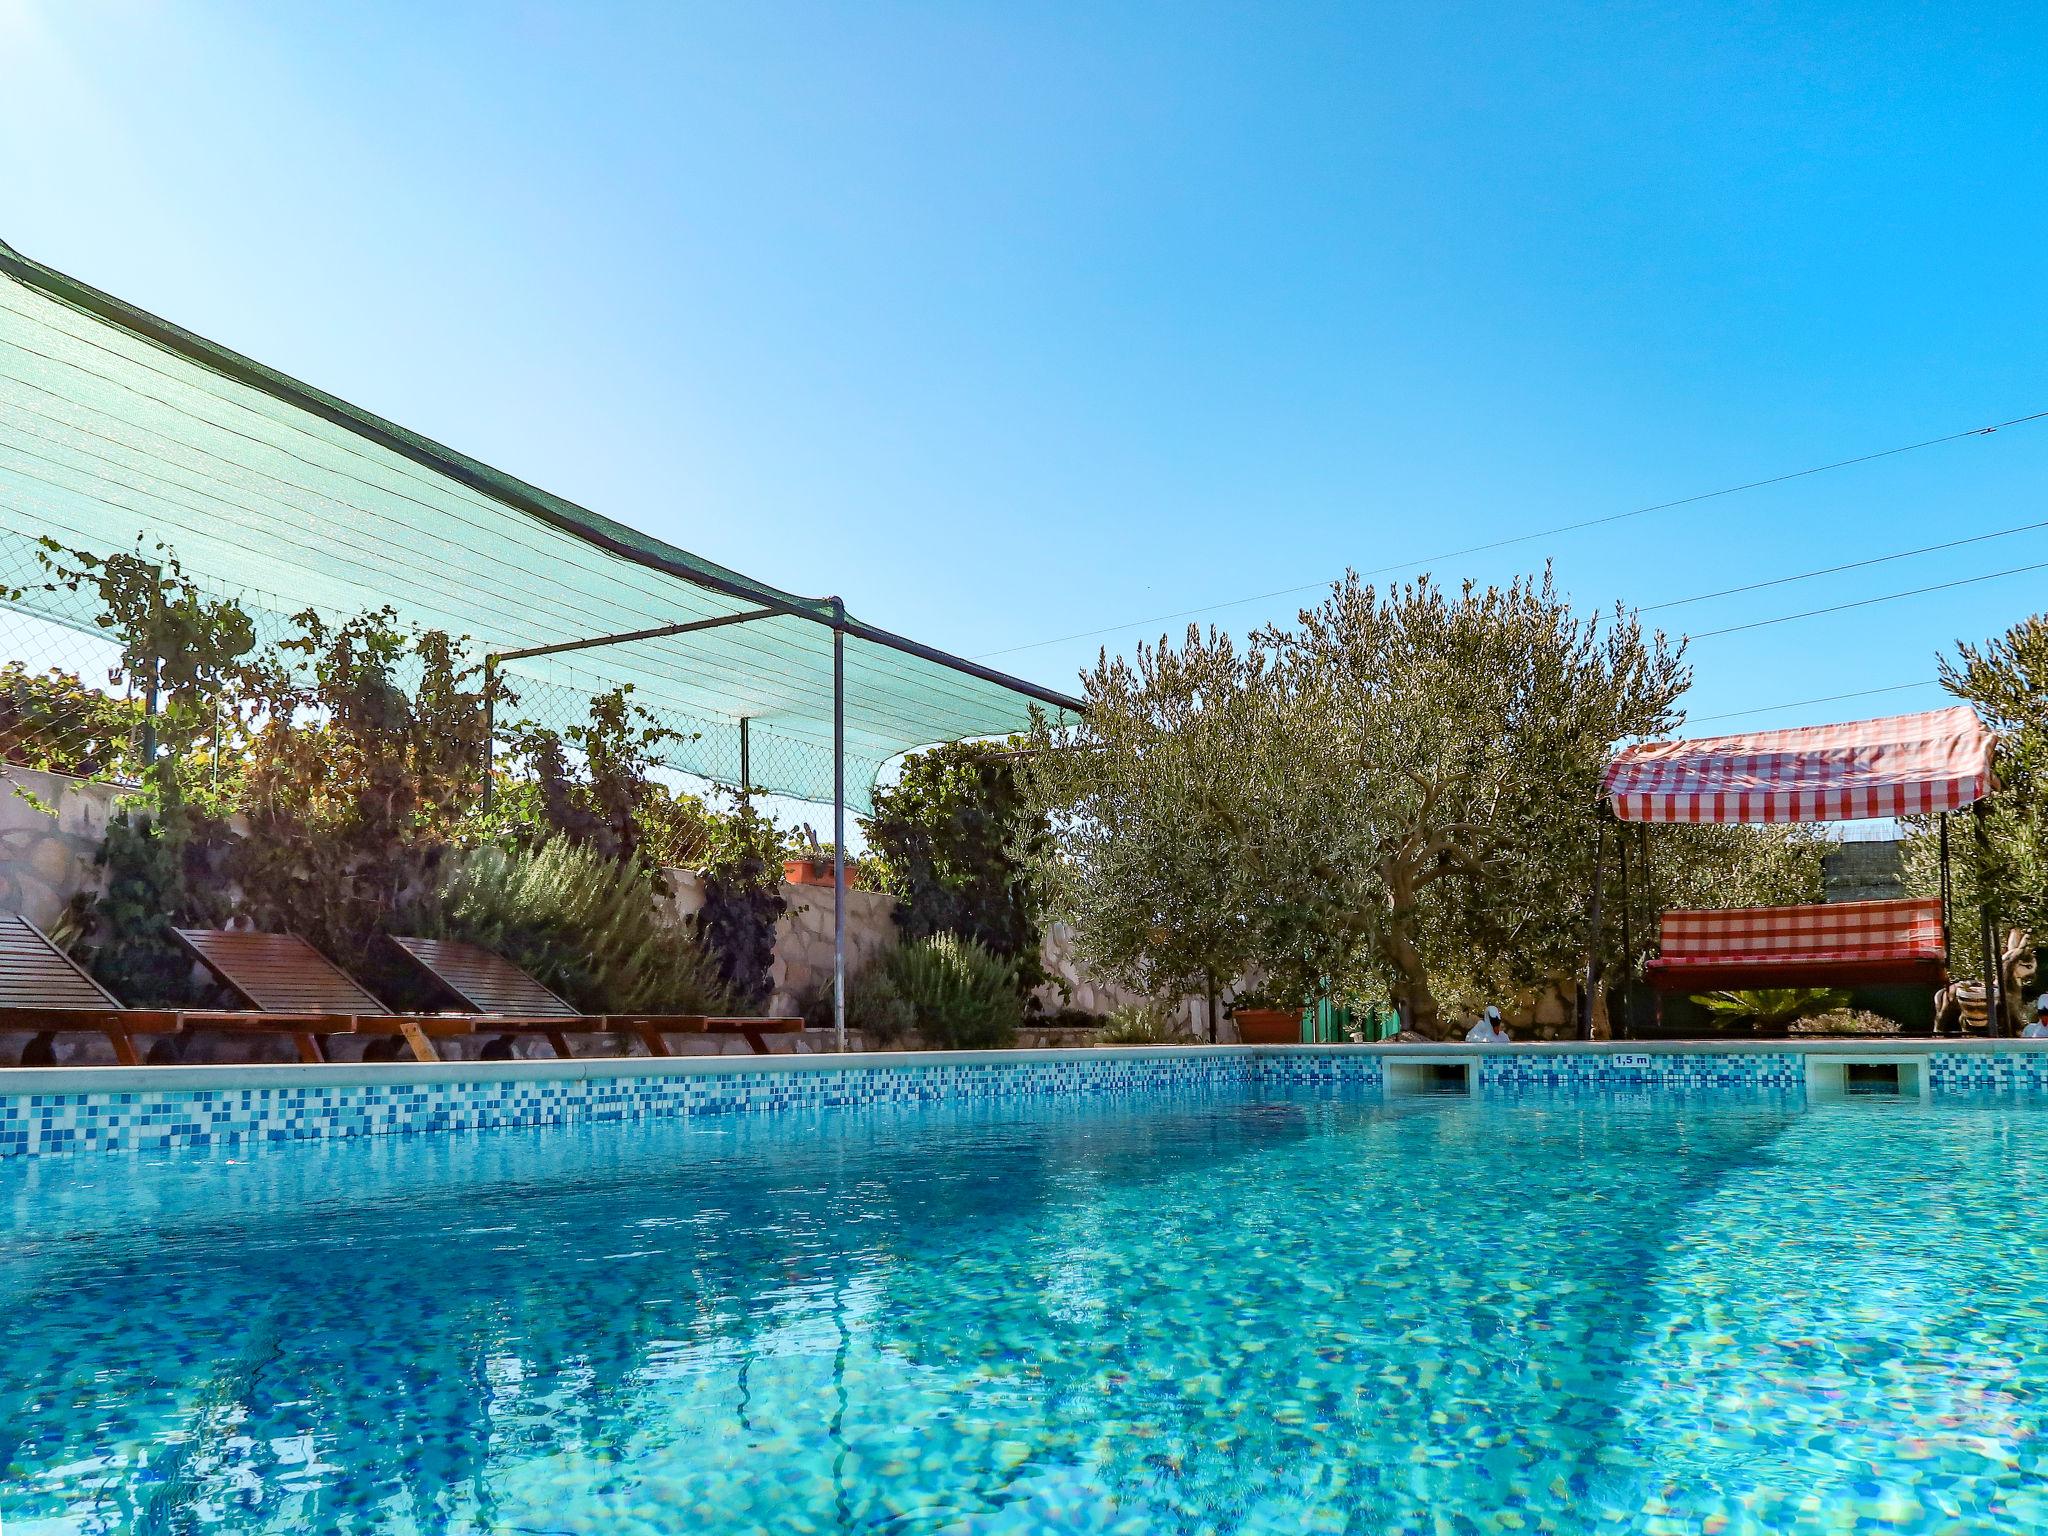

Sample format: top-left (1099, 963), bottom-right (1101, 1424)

top-left (5, 1), bottom-right (2047, 731)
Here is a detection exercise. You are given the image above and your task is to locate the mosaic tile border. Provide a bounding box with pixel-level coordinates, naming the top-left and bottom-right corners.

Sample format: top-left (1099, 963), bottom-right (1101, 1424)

top-left (0, 1052), bottom-right (1277, 1161)
top-left (1475, 1050), bottom-right (1805, 1090)
top-left (1927, 1051), bottom-right (2048, 1095)
top-left (7, 1045), bottom-right (2048, 1162)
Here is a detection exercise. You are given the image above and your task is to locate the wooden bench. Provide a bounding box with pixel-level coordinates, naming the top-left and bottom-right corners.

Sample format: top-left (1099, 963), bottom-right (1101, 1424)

top-left (1646, 896), bottom-right (1948, 993)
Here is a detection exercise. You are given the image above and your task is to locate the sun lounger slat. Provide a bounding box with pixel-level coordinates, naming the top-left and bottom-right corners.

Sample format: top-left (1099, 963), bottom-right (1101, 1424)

top-left (172, 929), bottom-right (393, 1016)
top-left (388, 937), bottom-right (581, 1018)
top-left (0, 914), bottom-right (124, 1009)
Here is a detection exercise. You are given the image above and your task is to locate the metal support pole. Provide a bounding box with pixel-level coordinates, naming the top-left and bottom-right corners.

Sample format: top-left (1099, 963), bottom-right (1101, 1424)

top-left (480, 655), bottom-right (497, 810)
top-left (739, 717), bottom-right (751, 807)
top-left (1976, 804), bottom-right (2001, 1036)
top-left (1617, 825), bottom-right (1633, 1041)
top-left (832, 602), bottom-right (847, 1054)
top-left (1579, 812), bottom-right (1609, 1040)
top-left (1639, 823), bottom-right (1658, 1031)
top-left (1938, 812), bottom-right (1952, 957)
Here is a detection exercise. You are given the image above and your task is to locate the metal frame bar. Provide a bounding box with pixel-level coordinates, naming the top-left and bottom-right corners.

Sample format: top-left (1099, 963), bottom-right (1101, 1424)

top-left (481, 609), bottom-right (781, 808)
top-left (491, 607), bottom-right (783, 665)
top-left (1976, 802), bottom-right (2002, 1036)
top-left (833, 602), bottom-right (848, 1052)
top-left (1617, 826), bottom-right (1633, 1041)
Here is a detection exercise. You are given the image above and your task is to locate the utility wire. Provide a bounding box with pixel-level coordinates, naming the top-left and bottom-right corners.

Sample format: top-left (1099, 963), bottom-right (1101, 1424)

top-left (976, 407), bottom-right (2048, 660)
top-left (1642, 517), bottom-right (2048, 613)
top-left (1683, 680), bottom-right (1942, 725)
top-left (1687, 558), bottom-right (2048, 639)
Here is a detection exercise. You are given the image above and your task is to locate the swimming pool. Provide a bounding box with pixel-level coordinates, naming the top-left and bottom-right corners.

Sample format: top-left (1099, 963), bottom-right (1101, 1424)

top-left (3, 1070), bottom-right (2046, 1533)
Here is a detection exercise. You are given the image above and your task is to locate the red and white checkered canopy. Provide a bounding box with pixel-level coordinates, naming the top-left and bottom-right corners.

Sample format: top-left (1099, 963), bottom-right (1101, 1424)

top-left (1602, 705), bottom-right (1995, 824)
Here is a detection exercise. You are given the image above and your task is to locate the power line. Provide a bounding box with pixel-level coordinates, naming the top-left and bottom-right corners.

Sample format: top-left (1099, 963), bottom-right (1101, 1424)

top-left (975, 406), bottom-right (2048, 660)
top-left (1683, 679), bottom-right (1943, 725)
top-left (1687, 558), bottom-right (2048, 640)
top-left (1642, 517), bottom-right (2048, 614)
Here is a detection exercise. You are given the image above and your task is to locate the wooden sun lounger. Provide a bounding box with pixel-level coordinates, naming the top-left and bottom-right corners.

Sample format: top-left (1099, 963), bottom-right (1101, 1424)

top-left (381, 935), bottom-right (608, 1059)
top-left (0, 913), bottom-right (183, 1065)
top-left (172, 928), bottom-right (475, 1064)
top-left (0, 913), bottom-right (363, 1067)
top-left (388, 935), bottom-right (804, 1056)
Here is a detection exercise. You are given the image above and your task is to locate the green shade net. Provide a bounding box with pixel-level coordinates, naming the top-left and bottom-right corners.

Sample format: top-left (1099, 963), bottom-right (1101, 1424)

top-left (0, 239), bottom-right (1080, 810)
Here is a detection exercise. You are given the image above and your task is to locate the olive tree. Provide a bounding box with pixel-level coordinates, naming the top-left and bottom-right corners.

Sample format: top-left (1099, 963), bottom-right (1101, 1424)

top-left (1021, 626), bottom-right (1358, 1027)
top-left (1028, 567), bottom-right (1777, 1039)
top-left (1278, 570), bottom-right (1690, 1034)
top-left (1902, 612), bottom-right (2048, 988)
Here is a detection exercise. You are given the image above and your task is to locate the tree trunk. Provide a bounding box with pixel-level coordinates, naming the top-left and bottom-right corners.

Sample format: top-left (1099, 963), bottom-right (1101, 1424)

top-left (1380, 857), bottom-right (1445, 1038)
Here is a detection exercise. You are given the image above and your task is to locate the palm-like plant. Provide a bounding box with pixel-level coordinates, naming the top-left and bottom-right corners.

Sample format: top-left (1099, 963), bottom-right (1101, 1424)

top-left (1694, 987), bottom-right (1851, 1030)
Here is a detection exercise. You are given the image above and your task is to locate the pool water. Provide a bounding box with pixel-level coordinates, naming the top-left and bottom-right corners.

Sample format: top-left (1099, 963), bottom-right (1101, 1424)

top-left (4, 1085), bottom-right (2048, 1534)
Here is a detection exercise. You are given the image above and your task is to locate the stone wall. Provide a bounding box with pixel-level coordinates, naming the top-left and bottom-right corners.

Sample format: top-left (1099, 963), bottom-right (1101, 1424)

top-left (0, 767), bottom-right (125, 928)
top-left (1036, 918), bottom-right (1237, 1040)
top-left (655, 867), bottom-right (902, 1017)
top-left (1823, 838), bottom-right (1907, 904)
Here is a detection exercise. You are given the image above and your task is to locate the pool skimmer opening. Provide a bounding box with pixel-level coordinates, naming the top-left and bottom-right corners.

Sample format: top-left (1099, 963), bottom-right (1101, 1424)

top-left (1805, 1054), bottom-right (1928, 1103)
top-left (1385, 1058), bottom-right (1476, 1096)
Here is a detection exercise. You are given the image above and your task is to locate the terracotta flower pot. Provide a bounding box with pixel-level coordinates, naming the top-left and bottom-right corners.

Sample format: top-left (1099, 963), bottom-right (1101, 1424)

top-left (784, 858), bottom-right (858, 889)
top-left (1233, 1007), bottom-right (1302, 1045)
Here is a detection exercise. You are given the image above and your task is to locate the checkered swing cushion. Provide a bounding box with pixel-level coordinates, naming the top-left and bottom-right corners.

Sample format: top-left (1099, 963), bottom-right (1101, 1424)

top-left (1647, 897), bottom-right (1948, 990)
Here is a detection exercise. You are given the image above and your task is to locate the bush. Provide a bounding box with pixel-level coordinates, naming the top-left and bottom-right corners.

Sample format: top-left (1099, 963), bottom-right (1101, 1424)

top-left (1094, 1002), bottom-right (1187, 1045)
top-left (400, 837), bottom-right (729, 1016)
top-left (76, 803), bottom-right (204, 1006)
top-left (862, 741), bottom-right (1046, 996)
top-left (1695, 988), bottom-right (1851, 1031)
top-left (697, 799), bottom-right (788, 1011)
top-left (886, 933), bottom-right (1022, 1050)
top-left (804, 960), bottom-right (919, 1045)
top-left (0, 664), bottom-right (141, 780)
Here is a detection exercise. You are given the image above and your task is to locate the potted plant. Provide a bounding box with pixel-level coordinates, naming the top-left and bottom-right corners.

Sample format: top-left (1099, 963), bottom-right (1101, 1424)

top-left (1229, 988), bottom-right (1303, 1044)
top-left (784, 828), bottom-right (860, 889)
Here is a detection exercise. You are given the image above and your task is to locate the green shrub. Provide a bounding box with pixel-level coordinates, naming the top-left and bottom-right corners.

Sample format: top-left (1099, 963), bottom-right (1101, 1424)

top-left (886, 933), bottom-right (1022, 1049)
top-left (697, 797), bottom-right (788, 1011)
top-left (0, 663), bottom-right (142, 780)
top-left (805, 960), bottom-right (919, 1045)
top-left (400, 837), bottom-right (729, 1016)
top-left (77, 803), bottom-right (201, 1006)
top-left (862, 740), bottom-right (1047, 997)
top-left (1094, 1002), bottom-right (1186, 1045)
top-left (1694, 987), bottom-right (1851, 1031)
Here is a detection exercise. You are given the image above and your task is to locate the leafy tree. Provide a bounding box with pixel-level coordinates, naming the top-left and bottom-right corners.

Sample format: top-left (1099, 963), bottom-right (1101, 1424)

top-left (229, 606), bottom-right (506, 970)
top-left (1027, 570), bottom-right (1787, 1038)
top-left (493, 690), bottom-right (715, 870)
top-left (1021, 625), bottom-right (1331, 1028)
top-left (862, 740), bottom-right (1047, 995)
top-left (35, 543), bottom-right (254, 1001)
top-left (1273, 571), bottom-right (1692, 1034)
top-left (1902, 614), bottom-right (2048, 980)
